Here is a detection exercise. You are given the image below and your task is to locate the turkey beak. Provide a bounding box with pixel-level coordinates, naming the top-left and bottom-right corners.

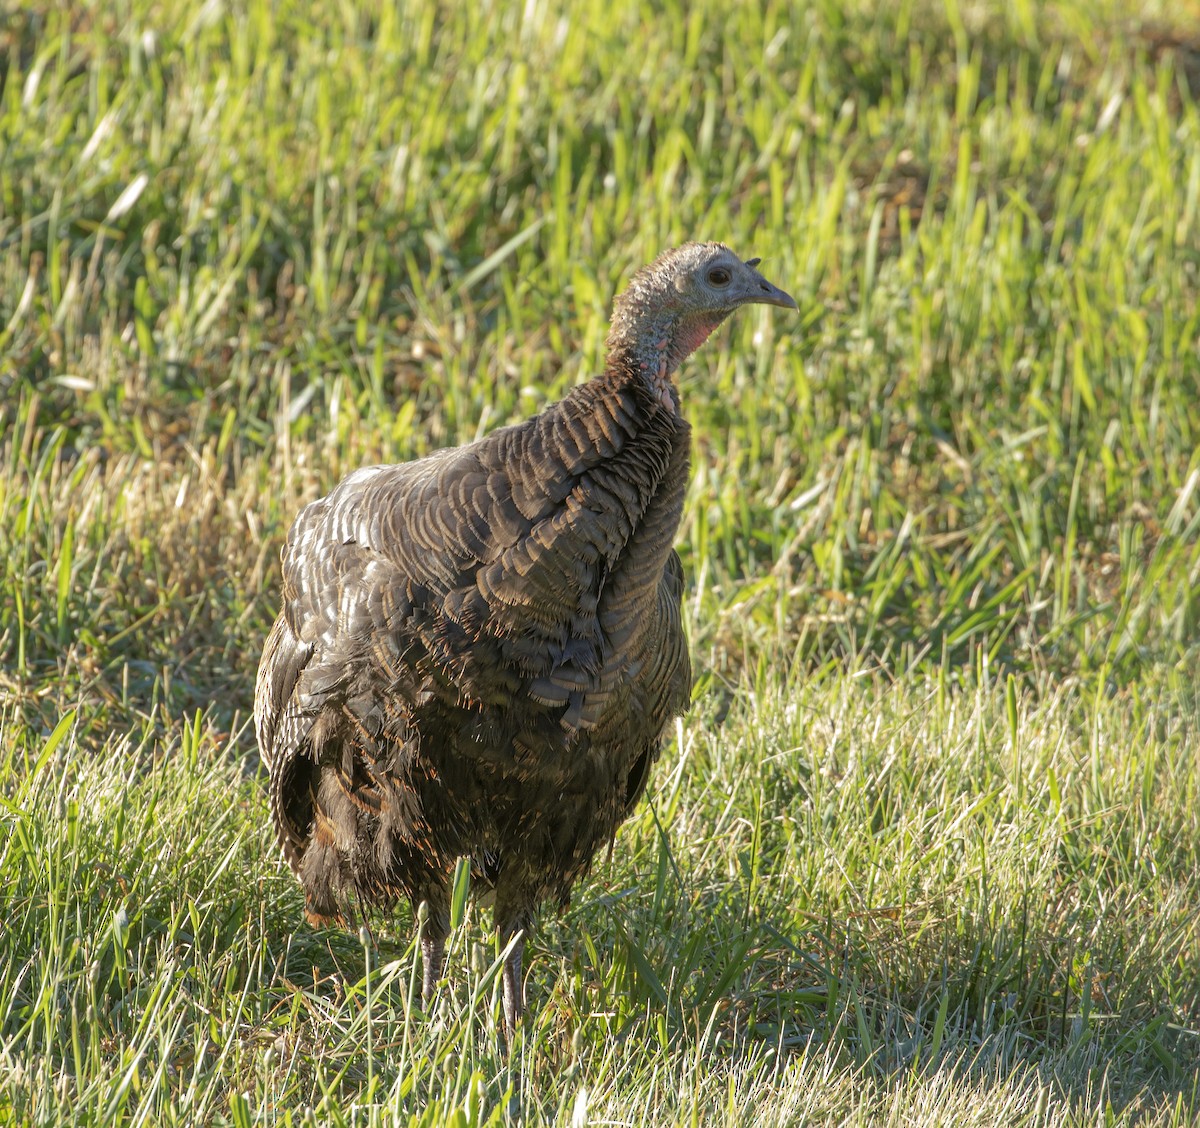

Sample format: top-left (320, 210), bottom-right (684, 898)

top-left (739, 258), bottom-right (798, 310)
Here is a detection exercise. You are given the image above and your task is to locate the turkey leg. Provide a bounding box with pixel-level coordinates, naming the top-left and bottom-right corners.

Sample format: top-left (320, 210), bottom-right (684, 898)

top-left (421, 933), bottom-right (445, 1006)
top-left (501, 929), bottom-right (525, 1036)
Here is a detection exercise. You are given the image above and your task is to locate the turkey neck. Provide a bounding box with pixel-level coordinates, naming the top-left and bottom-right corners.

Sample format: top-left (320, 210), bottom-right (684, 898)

top-left (604, 306), bottom-right (731, 415)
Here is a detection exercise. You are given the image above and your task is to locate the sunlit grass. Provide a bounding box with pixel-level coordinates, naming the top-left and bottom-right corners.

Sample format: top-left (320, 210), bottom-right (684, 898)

top-left (2, 0), bottom-right (1199, 1123)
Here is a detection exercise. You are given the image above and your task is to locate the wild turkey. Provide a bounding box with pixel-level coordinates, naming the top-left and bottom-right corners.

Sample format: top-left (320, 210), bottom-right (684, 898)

top-left (254, 242), bottom-right (796, 1032)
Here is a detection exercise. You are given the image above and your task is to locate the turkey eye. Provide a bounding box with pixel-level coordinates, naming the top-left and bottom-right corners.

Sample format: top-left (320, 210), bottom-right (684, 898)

top-left (707, 267), bottom-right (731, 286)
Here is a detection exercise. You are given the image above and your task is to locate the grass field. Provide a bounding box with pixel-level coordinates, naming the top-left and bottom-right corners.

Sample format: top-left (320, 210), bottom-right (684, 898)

top-left (3, 0), bottom-right (1200, 1123)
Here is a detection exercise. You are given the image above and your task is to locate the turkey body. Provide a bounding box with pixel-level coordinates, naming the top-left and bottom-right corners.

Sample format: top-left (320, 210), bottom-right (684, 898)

top-left (254, 242), bottom-right (795, 1031)
top-left (256, 371), bottom-right (691, 942)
